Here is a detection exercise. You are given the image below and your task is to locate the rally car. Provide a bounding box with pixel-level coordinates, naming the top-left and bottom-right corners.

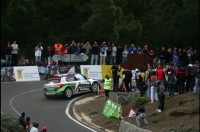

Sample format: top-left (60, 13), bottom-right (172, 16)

top-left (43, 73), bottom-right (100, 98)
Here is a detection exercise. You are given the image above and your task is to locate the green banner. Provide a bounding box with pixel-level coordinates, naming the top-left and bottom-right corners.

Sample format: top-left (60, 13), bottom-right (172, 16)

top-left (102, 99), bottom-right (121, 118)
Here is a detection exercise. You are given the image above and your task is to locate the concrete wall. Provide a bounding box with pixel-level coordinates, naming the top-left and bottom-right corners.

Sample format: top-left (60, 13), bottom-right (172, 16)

top-left (118, 120), bottom-right (152, 132)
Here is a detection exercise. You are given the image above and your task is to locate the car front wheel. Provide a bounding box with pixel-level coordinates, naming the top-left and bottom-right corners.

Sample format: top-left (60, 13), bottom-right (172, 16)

top-left (65, 88), bottom-right (73, 98)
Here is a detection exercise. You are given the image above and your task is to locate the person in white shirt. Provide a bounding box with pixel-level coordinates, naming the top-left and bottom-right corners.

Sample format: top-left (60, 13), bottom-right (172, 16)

top-left (100, 42), bottom-right (108, 65)
top-left (11, 40), bottom-right (19, 66)
top-left (35, 42), bottom-right (43, 66)
top-left (30, 122), bottom-right (39, 132)
top-left (110, 43), bottom-right (117, 65)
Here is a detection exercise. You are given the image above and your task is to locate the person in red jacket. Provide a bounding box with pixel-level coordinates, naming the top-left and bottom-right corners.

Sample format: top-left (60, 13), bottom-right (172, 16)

top-left (156, 64), bottom-right (165, 85)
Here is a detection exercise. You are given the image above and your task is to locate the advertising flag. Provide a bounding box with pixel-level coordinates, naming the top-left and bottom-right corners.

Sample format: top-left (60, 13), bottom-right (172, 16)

top-left (102, 99), bottom-right (121, 118)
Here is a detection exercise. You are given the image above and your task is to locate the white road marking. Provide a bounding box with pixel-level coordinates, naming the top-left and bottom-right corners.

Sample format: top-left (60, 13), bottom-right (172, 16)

top-left (9, 89), bottom-right (43, 116)
top-left (66, 97), bottom-right (97, 132)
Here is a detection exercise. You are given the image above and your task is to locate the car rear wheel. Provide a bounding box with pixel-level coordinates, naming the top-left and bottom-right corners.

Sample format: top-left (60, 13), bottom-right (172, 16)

top-left (91, 82), bottom-right (99, 93)
top-left (65, 88), bottom-right (73, 98)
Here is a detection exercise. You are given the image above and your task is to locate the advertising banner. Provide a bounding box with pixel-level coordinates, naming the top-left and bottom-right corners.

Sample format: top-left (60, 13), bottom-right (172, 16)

top-left (1, 67), bottom-right (16, 82)
top-left (102, 99), bottom-right (121, 118)
top-left (80, 65), bottom-right (102, 80)
top-left (14, 66), bottom-right (40, 81)
top-left (101, 65), bottom-right (124, 79)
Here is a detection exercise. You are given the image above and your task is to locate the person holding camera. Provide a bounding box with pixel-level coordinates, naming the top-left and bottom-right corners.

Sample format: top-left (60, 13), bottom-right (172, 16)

top-left (100, 42), bottom-right (107, 65)
top-left (91, 42), bottom-right (99, 65)
top-left (35, 42), bottom-right (43, 66)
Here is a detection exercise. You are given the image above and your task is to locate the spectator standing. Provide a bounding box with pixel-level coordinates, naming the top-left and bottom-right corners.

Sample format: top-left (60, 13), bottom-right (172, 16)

top-left (122, 45), bottom-right (128, 63)
top-left (102, 75), bottom-right (112, 100)
top-left (30, 122), bottom-right (39, 132)
top-left (159, 47), bottom-right (166, 66)
top-left (156, 64), bottom-right (165, 85)
top-left (136, 105), bottom-right (148, 127)
top-left (128, 44), bottom-right (137, 54)
top-left (61, 43), bottom-right (69, 54)
top-left (74, 43), bottom-right (80, 54)
top-left (68, 41), bottom-right (76, 54)
top-left (185, 61), bottom-right (193, 92)
top-left (193, 66), bottom-right (200, 95)
top-left (19, 112), bottom-right (25, 126)
top-left (148, 50), bottom-right (154, 67)
top-left (176, 64), bottom-right (188, 94)
top-left (47, 46), bottom-right (55, 65)
top-left (35, 42), bottom-right (43, 66)
top-left (145, 65), bottom-right (152, 97)
top-left (163, 65), bottom-right (170, 92)
top-left (182, 49), bottom-right (187, 66)
top-left (137, 46), bottom-right (143, 54)
top-left (156, 81), bottom-right (165, 112)
top-left (142, 45), bottom-right (149, 54)
top-left (173, 51), bottom-right (179, 66)
top-left (99, 42), bottom-right (107, 65)
top-left (192, 50), bottom-right (199, 63)
top-left (40, 126), bottom-right (47, 132)
top-left (186, 47), bottom-right (193, 63)
top-left (54, 42), bottom-right (63, 54)
top-left (24, 117), bottom-right (30, 132)
top-left (111, 63), bottom-right (121, 92)
top-left (150, 71), bottom-right (158, 103)
top-left (110, 43), bottom-right (117, 65)
top-left (190, 61), bottom-right (199, 92)
top-left (106, 42), bottom-right (112, 65)
top-left (11, 40), bottom-right (19, 66)
top-left (5, 42), bottom-right (12, 67)
top-left (166, 71), bottom-right (176, 96)
top-left (166, 48), bottom-right (173, 64)
top-left (116, 45), bottom-right (123, 65)
top-left (122, 69), bottom-right (132, 92)
top-left (177, 48), bottom-right (182, 65)
top-left (82, 41), bottom-right (92, 64)
top-left (90, 42), bottom-right (99, 65)
top-left (80, 43), bottom-right (86, 54)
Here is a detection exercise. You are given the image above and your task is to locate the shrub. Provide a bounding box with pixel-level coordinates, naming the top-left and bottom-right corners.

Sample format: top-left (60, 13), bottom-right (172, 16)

top-left (1, 114), bottom-right (23, 132)
top-left (151, 118), bottom-right (160, 123)
top-left (150, 111), bottom-right (158, 116)
top-left (132, 95), bottom-right (147, 107)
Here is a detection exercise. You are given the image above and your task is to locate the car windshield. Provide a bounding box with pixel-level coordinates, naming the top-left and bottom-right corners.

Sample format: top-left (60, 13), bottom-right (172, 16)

top-left (46, 79), bottom-right (60, 84)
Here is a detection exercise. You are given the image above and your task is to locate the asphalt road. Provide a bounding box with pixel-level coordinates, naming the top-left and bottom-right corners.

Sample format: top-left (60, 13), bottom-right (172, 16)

top-left (1, 81), bottom-right (100, 132)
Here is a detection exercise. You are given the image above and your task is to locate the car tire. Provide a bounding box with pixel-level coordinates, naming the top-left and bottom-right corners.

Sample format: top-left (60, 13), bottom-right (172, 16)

top-left (91, 82), bottom-right (99, 93)
top-left (65, 88), bottom-right (73, 98)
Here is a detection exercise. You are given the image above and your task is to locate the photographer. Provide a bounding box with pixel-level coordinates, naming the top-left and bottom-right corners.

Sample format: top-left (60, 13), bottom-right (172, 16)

top-left (35, 42), bottom-right (43, 66)
top-left (100, 42), bottom-right (107, 65)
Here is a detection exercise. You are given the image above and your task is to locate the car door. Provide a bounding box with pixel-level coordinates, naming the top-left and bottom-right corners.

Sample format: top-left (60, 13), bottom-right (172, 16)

top-left (74, 74), bottom-right (91, 91)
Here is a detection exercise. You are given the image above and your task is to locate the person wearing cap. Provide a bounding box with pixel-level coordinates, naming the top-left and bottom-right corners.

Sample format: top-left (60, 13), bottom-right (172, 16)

top-left (166, 71), bottom-right (177, 97)
top-left (102, 75), bottom-right (112, 100)
top-left (40, 126), bottom-right (47, 132)
top-left (156, 81), bottom-right (165, 112)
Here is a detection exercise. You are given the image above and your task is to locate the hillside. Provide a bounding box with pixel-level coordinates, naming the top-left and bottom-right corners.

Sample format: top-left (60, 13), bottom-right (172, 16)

top-left (74, 91), bottom-right (199, 132)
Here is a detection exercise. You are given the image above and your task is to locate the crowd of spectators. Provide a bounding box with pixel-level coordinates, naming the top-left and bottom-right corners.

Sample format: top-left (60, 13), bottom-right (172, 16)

top-left (4, 40), bottom-right (199, 68)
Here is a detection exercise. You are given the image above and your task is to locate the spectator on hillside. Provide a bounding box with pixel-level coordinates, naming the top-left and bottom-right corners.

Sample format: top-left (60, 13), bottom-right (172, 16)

top-left (18, 55), bottom-right (26, 66)
top-left (192, 50), bottom-right (199, 63)
top-left (5, 42), bottom-right (12, 67)
top-left (19, 112), bottom-right (25, 126)
top-left (163, 64), bottom-right (170, 92)
top-left (116, 45), bottom-right (123, 65)
top-left (128, 44), bottom-right (137, 54)
top-left (156, 80), bottom-right (165, 112)
top-left (35, 42), bottom-right (43, 66)
top-left (148, 50), bottom-right (154, 67)
top-left (122, 45), bottom-right (128, 63)
top-left (190, 61), bottom-right (199, 92)
top-left (47, 46), bottom-right (55, 65)
top-left (11, 40), bottom-right (19, 66)
top-left (159, 47), bottom-right (166, 66)
top-left (142, 45), bottom-right (149, 54)
top-left (145, 65), bottom-right (152, 97)
top-left (193, 66), bottom-right (200, 95)
top-left (177, 48), bottom-right (182, 65)
top-left (68, 41), bottom-right (76, 54)
top-left (30, 122), bottom-right (39, 132)
top-left (150, 71), bottom-right (158, 103)
top-left (186, 61), bottom-right (193, 92)
top-left (99, 42), bottom-right (107, 65)
top-left (166, 48), bottom-right (173, 64)
top-left (176, 63), bottom-right (188, 94)
top-left (74, 43), bottom-right (80, 54)
top-left (61, 43), bottom-right (69, 54)
top-left (80, 43), bottom-right (86, 54)
top-left (186, 47), bottom-right (193, 62)
top-left (173, 51), bottom-right (179, 66)
top-left (166, 71), bottom-right (176, 97)
top-left (137, 46), bottom-right (143, 54)
top-left (91, 42), bottom-right (99, 65)
top-left (182, 48), bottom-right (187, 66)
top-left (156, 64), bottom-right (165, 85)
top-left (136, 105), bottom-right (148, 127)
top-left (110, 43), bottom-right (117, 65)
